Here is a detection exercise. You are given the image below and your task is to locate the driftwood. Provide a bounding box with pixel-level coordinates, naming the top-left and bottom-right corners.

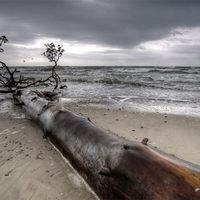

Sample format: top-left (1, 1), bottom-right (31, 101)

top-left (15, 90), bottom-right (200, 200)
top-left (0, 61), bottom-right (55, 91)
top-left (1, 37), bottom-right (65, 91)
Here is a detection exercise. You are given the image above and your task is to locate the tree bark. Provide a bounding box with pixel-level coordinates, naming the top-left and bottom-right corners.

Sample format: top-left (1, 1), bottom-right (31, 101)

top-left (15, 90), bottom-right (200, 200)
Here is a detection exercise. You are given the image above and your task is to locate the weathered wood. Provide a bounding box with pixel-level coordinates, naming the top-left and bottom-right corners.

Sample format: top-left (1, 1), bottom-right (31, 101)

top-left (16, 90), bottom-right (200, 200)
top-left (0, 89), bottom-right (15, 93)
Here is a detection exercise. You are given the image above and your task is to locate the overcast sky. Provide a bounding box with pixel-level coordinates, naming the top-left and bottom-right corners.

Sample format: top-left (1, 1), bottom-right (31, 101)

top-left (0, 0), bottom-right (200, 66)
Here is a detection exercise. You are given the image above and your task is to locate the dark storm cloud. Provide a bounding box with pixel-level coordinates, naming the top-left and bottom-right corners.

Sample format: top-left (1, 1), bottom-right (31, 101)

top-left (0, 0), bottom-right (200, 66)
top-left (1, 0), bottom-right (200, 48)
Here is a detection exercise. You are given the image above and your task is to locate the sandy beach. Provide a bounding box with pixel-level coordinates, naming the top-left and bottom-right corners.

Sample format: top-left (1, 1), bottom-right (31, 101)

top-left (0, 105), bottom-right (200, 200)
top-left (69, 105), bottom-right (200, 166)
top-left (0, 117), bottom-right (96, 200)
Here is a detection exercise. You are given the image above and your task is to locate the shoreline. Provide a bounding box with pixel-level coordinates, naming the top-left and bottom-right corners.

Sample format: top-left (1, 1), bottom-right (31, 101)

top-left (59, 97), bottom-right (200, 118)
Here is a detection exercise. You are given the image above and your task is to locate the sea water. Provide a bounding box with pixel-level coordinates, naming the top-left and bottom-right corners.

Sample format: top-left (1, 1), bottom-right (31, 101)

top-left (1, 66), bottom-right (200, 117)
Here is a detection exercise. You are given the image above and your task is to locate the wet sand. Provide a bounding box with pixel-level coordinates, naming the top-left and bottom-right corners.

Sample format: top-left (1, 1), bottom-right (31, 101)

top-left (0, 118), bottom-right (97, 200)
top-left (1, 105), bottom-right (200, 200)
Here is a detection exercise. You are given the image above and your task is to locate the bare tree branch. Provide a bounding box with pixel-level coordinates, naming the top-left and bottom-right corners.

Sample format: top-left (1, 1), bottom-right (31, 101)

top-left (17, 76), bottom-right (53, 89)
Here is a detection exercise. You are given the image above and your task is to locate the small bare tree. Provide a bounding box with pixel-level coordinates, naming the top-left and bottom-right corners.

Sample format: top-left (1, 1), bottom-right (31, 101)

top-left (0, 36), bottom-right (8, 52)
top-left (42, 43), bottom-right (65, 89)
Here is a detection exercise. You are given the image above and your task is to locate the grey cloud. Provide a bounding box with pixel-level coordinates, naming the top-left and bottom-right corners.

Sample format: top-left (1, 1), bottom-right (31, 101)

top-left (0, 0), bottom-right (200, 66)
top-left (1, 0), bottom-right (200, 48)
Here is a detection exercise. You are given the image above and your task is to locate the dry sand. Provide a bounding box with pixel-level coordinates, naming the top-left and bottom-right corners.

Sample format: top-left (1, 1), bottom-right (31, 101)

top-left (69, 105), bottom-right (200, 166)
top-left (1, 105), bottom-right (200, 200)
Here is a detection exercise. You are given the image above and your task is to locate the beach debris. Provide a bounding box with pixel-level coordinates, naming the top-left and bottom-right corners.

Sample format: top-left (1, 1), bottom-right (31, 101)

top-left (98, 167), bottom-right (111, 176)
top-left (60, 84), bottom-right (67, 89)
top-left (141, 126), bottom-right (144, 128)
top-left (5, 169), bottom-right (13, 176)
top-left (141, 138), bottom-right (149, 145)
top-left (36, 152), bottom-right (45, 160)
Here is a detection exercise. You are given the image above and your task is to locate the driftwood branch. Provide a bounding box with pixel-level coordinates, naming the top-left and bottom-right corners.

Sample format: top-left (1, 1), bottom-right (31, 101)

top-left (0, 61), bottom-right (58, 92)
top-left (0, 89), bottom-right (15, 93)
top-left (17, 76), bottom-right (53, 89)
top-left (0, 36), bottom-right (65, 92)
top-left (0, 63), bottom-right (52, 91)
top-left (15, 90), bottom-right (200, 200)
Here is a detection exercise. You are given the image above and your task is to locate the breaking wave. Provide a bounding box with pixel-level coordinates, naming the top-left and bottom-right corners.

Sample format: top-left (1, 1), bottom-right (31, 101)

top-left (69, 77), bottom-right (200, 91)
top-left (71, 77), bottom-right (150, 87)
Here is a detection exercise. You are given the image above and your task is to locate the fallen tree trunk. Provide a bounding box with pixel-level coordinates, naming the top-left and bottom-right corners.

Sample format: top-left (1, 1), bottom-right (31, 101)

top-left (15, 90), bottom-right (200, 200)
